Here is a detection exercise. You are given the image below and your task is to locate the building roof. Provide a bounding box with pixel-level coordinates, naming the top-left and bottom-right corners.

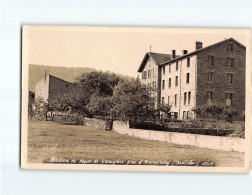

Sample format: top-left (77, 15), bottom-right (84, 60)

top-left (161, 38), bottom-right (245, 65)
top-left (137, 52), bottom-right (180, 72)
top-left (48, 74), bottom-right (75, 85)
top-left (138, 38), bottom-right (245, 72)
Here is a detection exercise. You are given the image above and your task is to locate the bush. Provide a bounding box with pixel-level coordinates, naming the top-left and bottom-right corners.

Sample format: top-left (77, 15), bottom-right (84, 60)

top-left (74, 113), bottom-right (84, 125)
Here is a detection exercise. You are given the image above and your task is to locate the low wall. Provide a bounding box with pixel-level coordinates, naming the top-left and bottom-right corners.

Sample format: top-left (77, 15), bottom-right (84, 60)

top-left (112, 120), bottom-right (245, 152)
top-left (84, 117), bottom-right (112, 130)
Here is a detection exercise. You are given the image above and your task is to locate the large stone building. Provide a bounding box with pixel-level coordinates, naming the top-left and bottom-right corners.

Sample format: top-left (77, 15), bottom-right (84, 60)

top-left (138, 38), bottom-right (246, 120)
top-left (35, 73), bottom-right (77, 102)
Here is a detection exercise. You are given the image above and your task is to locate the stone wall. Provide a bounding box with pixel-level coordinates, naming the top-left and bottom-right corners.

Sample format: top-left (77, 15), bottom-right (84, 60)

top-left (113, 120), bottom-right (245, 152)
top-left (196, 40), bottom-right (246, 119)
top-left (83, 117), bottom-right (113, 130)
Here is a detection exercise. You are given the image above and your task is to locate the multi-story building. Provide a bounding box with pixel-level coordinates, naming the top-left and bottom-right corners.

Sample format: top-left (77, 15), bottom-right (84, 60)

top-left (138, 38), bottom-right (246, 120)
top-left (35, 73), bottom-right (77, 103)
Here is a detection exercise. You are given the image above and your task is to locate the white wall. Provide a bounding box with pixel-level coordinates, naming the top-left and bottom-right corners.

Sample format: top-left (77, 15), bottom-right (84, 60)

top-left (161, 55), bottom-right (197, 119)
top-left (34, 75), bottom-right (49, 102)
top-left (113, 121), bottom-right (245, 152)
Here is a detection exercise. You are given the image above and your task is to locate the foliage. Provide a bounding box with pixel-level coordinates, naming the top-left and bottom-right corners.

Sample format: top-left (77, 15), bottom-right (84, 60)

top-left (48, 86), bottom-right (92, 116)
top-left (30, 98), bottom-right (48, 120)
top-left (191, 105), bottom-right (206, 117)
top-left (205, 103), bottom-right (223, 120)
top-left (75, 71), bottom-right (127, 96)
top-left (223, 106), bottom-right (238, 123)
top-left (86, 93), bottom-right (113, 117)
top-left (111, 78), bottom-right (156, 121)
top-left (158, 104), bottom-right (172, 120)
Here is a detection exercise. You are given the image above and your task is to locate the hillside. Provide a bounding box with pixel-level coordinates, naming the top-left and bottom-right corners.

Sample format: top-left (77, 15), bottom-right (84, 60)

top-left (28, 64), bottom-right (96, 92)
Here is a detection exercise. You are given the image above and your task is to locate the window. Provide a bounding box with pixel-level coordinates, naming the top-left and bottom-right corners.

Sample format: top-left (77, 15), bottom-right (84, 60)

top-left (207, 91), bottom-right (213, 105)
top-left (187, 57), bottom-right (190, 67)
top-left (162, 97), bottom-right (165, 105)
top-left (208, 72), bottom-right (213, 83)
top-left (162, 80), bottom-right (165, 89)
top-left (176, 61), bottom-right (179, 71)
top-left (175, 76), bottom-right (178, 87)
top-left (227, 73), bottom-right (234, 84)
top-left (142, 71), bottom-right (147, 79)
top-left (152, 81), bottom-right (156, 87)
top-left (174, 112), bottom-right (178, 119)
top-left (226, 58), bottom-right (234, 68)
top-left (175, 94), bottom-right (177, 107)
top-left (187, 111), bottom-right (190, 119)
top-left (226, 93), bottom-right (233, 106)
top-left (168, 96), bottom-right (170, 105)
top-left (184, 92), bottom-right (187, 105)
top-left (227, 44), bottom-right (233, 51)
top-left (183, 111), bottom-right (187, 119)
top-left (188, 91), bottom-right (191, 105)
top-left (208, 55), bottom-right (214, 66)
top-left (148, 69), bottom-right (151, 78)
top-left (169, 64), bottom-right (171, 73)
top-left (186, 73), bottom-right (190, 84)
top-left (163, 66), bottom-right (165, 75)
top-left (169, 78), bottom-right (171, 88)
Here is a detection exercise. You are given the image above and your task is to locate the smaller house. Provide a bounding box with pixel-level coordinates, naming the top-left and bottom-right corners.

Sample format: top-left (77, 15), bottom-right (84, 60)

top-left (35, 73), bottom-right (77, 103)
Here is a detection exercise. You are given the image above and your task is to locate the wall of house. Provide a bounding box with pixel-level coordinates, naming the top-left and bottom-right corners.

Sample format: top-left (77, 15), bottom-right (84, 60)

top-left (161, 55), bottom-right (197, 119)
top-left (48, 75), bottom-right (77, 102)
top-left (139, 57), bottom-right (159, 108)
top-left (35, 75), bottom-right (49, 102)
top-left (196, 40), bottom-right (246, 120)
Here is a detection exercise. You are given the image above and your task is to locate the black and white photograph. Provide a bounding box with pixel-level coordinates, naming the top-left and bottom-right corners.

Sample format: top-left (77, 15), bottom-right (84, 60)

top-left (21, 26), bottom-right (251, 172)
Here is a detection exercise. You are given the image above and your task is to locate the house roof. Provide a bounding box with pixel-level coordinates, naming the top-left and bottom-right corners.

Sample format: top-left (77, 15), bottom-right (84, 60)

top-left (161, 38), bottom-right (246, 65)
top-left (48, 74), bottom-right (75, 85)
top-left (137, 38), bottom-right (245, 72)
top-left (137, 52), bottom-right (180, 72)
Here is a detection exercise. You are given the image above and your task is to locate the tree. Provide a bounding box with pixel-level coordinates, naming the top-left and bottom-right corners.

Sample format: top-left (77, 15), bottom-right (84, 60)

top-left (86, 93), bottom-right (113, 118)
top-left (158, 104), bottom-right (172, 120)
top-left (48, 86), bottom-right (92, 116)
top-left (223, 106), bottom-right (238, 123)
top-left (75, 71), bottom-right (127, 96)
top-left (31, 97), bottom-right (48, 120)
top-left (205, 103), bottom-right (223, 120)
top-left (191, 105), bottom-right (206, 118)
top-left (111, 78), bottom-right (155, 122)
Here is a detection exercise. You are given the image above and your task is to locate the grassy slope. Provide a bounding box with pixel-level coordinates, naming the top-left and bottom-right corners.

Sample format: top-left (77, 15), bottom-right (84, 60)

top-left (27, 120), bottom-right (244, 167)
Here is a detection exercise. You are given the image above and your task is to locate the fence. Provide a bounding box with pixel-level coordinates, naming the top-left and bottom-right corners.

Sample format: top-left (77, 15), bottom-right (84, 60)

top-left (113, 120), bottom-right (245, 152)
top-left (83, 117), bottom-right (113, 130)
top-left (46, 111), bottom-right (75, 123)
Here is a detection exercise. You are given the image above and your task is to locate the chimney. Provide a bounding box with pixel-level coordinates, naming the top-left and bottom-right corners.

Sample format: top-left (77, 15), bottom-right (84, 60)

top-left (172, 50), bottom-right (176, 59)
top-left (182, 50), bottom-right (188, 55)
top-left (45, 70), bottom-right (47, 81)
top-left (196, 41), bottom-right (203, 50)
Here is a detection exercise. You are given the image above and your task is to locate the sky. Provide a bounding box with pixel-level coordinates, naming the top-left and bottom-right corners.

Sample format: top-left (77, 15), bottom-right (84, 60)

top-left (27, 26), bottom-right (248, 77)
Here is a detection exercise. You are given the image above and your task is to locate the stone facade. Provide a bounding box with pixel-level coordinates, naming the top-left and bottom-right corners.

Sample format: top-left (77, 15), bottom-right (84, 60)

top-left (138, 38), bottom-right (246, 120)
top-left (35, 74), bottom-right (77, 102)
top-left (196, 39), bottom-right (245, 120)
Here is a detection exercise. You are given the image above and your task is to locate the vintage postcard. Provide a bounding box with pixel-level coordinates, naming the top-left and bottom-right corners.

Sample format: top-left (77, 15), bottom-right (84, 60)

top-left (21, 26), bottom-right (252, 172)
